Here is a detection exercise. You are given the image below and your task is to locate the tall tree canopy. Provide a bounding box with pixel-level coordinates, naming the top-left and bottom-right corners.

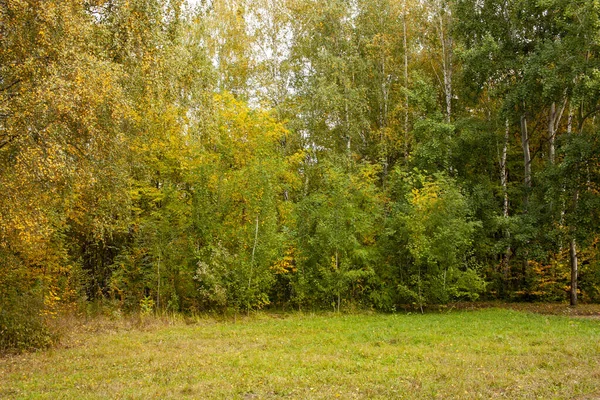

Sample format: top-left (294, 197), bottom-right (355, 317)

top-left (2, 0), bottom-right (600, 351)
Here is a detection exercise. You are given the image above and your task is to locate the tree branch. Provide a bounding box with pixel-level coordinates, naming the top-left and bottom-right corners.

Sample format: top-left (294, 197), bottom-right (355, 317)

top-left (0, 79), bottom-right (21, 92)
top-left (578, 106), bottom-right (600, 133)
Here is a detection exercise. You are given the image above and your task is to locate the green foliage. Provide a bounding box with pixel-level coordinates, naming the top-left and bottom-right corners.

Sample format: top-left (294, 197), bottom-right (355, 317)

top-left (139, 296), bottom-right (155, 317)
top-left (0, 264), bottom-right (54, 353)
top-left (385, 170), bottom-right (485, 307)
top-left (0, 292), bottom-right (53, 353)
top-left (291, 159), bottom-right (384, 310)
top-left (3, 0), bottom-right (600, 354)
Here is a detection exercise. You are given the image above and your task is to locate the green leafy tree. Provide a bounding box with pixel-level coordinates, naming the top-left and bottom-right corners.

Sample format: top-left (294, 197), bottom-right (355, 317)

top-left (292, 159), bottom-right (384, 311)
top-left (387, 171), bottom-right (484, 310)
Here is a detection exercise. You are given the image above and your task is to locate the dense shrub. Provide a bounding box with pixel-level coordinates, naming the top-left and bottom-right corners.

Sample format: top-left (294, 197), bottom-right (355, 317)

top-left (0, 289), bottom-right (54, 353)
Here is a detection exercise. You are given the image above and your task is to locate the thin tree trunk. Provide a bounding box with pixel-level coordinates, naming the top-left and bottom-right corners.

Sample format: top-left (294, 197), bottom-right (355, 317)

top-left (303, 160), bottom-right (310, 197)
top-left (501, 120), bottom-right (509, 218)
top-left (549, 98), bottom-right (567, 165)
top-left (520, 112), bottom-right (531, 189)
top-left (247, 214), bottom-right (259, 314)
top-left (549, 102), bottom-right (556, 165)
top-left (335, 250), bottom-right (340, 313)
top-left (380, 29), bottom-right (390, 184)
top-left (251, 215), bottom-right (259, 265)
top-left (568, 105), bottom-right (573, 134)
top-left (570, 237), bottom-right (578, 306)
top-left (345, 97), bottom-right (351, 152)
top-left (418, 265), bottom-right (424, 314)
top-left (520, 110), bottom-right (532, 288)
top-left (566, 105), bottom-right (578, 306)
top-left (439, 8), bottom-right (452, 123)
top-left (500, 119), bottom-right (511, 282)
top-left (380, 22), bottom-right (388, 131)
top-left (403, 3), bottom-right (409, 159)
top-left (157, 253), bottom-right (161, 312)
top-left (559, 106), bottom-right (574, 252)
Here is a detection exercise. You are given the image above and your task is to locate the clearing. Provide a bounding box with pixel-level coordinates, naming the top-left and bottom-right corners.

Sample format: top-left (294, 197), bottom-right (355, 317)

top-left (1, 308), bottom-right (599, 399)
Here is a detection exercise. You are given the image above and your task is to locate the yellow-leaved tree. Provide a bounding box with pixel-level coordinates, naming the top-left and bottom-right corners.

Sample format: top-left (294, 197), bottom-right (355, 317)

top-left (0, 0), bottom-right (129, 350)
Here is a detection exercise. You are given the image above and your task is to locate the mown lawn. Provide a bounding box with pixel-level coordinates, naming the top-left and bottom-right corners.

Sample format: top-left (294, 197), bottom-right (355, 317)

top-left (1, 308), bottom-right (599, 399)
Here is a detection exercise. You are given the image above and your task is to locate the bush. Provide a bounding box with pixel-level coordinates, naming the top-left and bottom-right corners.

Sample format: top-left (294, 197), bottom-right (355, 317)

top-left (0, 290), bottom-right (54, 353)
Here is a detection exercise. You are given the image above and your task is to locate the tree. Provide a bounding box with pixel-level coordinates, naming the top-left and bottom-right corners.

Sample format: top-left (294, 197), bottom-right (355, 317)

top-left (292, 159), bottom-right (384, 311)
top-left (0, 0), bottom-right (129, 349)
top-left (387, 171), bottom-right (484, 310)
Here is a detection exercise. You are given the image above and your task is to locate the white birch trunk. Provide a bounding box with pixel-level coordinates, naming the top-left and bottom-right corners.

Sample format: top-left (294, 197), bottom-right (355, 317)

top-left (439, 5), bottom-right (452, 123)
top-left (520, 113), bottom-right (532, 188)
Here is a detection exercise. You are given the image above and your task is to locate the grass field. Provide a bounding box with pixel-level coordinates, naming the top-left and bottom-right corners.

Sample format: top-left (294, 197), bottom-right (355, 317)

top-left (1, 308), bottom-right (599, 399)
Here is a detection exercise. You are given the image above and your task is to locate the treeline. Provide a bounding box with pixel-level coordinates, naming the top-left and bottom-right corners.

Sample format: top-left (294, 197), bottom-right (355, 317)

top-left (1, 0), bottom-right (600, 350)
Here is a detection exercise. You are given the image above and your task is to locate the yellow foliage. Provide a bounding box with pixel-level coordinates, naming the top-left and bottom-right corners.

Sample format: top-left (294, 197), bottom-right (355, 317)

top-left (271, 247), bottom-right (297, 274)
top-left (410, 183), bottom-right (439, 212)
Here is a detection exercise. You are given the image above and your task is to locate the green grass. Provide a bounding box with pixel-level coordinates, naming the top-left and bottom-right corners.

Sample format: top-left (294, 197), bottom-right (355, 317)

top-left (1, 309), bottom-right (599, 399)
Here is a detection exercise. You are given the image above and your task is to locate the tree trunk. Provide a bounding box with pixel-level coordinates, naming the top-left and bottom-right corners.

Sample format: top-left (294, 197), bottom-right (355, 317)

top-left (335, 250), bottom-right (340, 313)
top-left (500, 119), bottom-right (511, 282)
top-left (439, 6), bottom-right (452, 123)
top-left (402, 3), bottom-right (409, 160)
top-left (157, 253), bottom-right (161, 312)
top-left (567, 106), bottom-right (578, 307)
top-left (247, 214), bottom-right (260, 314)
top-left (380, 16), bottom-right (389, 131)
top-left (520, 111), bottom-right (531, 288)
top-left (570, 237), bottom-right (578, 306)
top-left (549, 102), bottom-right (556, 165)
top-left (345, 96), bottom-right (351, 152)
top-left (520, 113), bottom-right (531, 188)
top-left (501, 120), bottom-right (509, 218)
top-left (549, 98), bottom-right (567, 165)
